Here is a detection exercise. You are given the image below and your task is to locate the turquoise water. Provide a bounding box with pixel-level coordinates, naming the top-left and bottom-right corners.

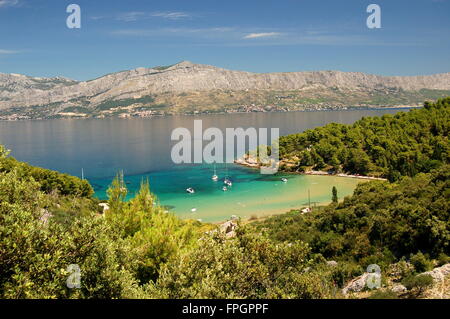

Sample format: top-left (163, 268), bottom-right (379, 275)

top-left (0, 109), bottom-right (406, 222)
top-left (89, 163), bottom-right (364, 222)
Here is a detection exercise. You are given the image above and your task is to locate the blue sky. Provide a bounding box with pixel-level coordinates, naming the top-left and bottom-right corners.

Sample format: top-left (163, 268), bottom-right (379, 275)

top-left (0, 0), bottom-right (449, 80)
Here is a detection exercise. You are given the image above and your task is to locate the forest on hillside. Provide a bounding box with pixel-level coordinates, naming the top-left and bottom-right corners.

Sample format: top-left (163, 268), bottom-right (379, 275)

top-left (279, 97), bottom-right (450, 181)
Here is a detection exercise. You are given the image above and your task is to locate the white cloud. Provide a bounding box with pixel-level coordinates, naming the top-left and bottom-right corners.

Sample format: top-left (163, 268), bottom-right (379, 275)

top-left (0, 0), bottom-right (19, 8)
top-left (113, 11), bottom-right (191, 22)
top-left (151, 11), bottom-right (191, 20)
top-left (0, 49), bottom-right (18, 54)
top-left (117, 12), bottom-right (146, 22)
top-left (117, 11), bottom-right (145, 22)
top-left (243, 32), bottom-right (281, 39)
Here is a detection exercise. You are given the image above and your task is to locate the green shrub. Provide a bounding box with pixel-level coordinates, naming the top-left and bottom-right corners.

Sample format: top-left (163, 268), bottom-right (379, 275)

top-left (410, 252), bottom-right (433, 273)
top-left (437, 253), bottom-right (450, 266)
top-left (329, 262), bottom-right (364, 288)
top-left (402, 274), bottom-right (434, 297)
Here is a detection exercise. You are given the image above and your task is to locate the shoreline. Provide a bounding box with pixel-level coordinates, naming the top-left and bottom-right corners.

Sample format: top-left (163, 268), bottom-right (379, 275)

top-left (234, 158), bottom-right (388, 181)
top-left (0, 105), bottom-right (420, 122)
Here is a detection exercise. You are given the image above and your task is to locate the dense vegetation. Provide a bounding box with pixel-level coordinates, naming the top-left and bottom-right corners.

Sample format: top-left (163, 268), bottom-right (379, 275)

top-left (279, 97), bottom-right (450, 180)
top-left (0, 150), bottom-right (93, 197)
top-left (252, 165), bottom-right (449, 268)
top-left (0, 98), bottom-right (449, 298)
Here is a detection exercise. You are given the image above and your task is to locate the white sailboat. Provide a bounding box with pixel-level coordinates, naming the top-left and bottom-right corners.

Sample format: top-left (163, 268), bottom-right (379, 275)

top-left (223, 162), bottom-right (232, 187)
top-left (211, 164), bottom-right (219, 181)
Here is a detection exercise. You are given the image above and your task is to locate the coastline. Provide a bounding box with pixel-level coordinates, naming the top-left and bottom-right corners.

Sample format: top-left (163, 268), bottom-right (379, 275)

top-left (234, 157), bottom-right (388, 181)
top-left (0, 105), bottom-right (420, 121)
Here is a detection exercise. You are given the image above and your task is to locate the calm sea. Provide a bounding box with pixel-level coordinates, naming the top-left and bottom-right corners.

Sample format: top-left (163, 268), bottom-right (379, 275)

top-left (0, 108), bottom-right (410, 221)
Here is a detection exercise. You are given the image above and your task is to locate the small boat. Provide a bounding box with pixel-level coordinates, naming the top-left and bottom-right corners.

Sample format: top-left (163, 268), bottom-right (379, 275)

top-left (223, 163), bottom-right (232, 187)
top-left (212, 164), bottom-right (219, 181)
top-left (186, 187), bottom-right (195, 194)
top-left (222, 186), bottom-right (228, 191)
top-left (281, 178), bottom-right (288, 183)
top-left (224, 177), bottom-right (233, 187)
top-left (191, 208), bottom-right (197, 212)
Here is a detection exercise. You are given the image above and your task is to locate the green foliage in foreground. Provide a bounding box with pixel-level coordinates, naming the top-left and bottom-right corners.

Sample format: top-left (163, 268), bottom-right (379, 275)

top-left (149, 230), bottom-right (336, 299)
top-left (279, 97), bottom-right (449, 180)
top-left (0, 164), bottom-right (138, 298)
top-left (1, 98), bottom-right (449, 299)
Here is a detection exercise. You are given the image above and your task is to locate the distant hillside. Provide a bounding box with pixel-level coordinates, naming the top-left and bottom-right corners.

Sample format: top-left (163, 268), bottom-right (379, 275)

top-left (1, 61), bottom-right (450, 119)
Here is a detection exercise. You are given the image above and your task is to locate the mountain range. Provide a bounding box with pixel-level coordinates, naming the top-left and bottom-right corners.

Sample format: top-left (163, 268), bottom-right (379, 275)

top-left (1, 61), bottom-right (450, 120)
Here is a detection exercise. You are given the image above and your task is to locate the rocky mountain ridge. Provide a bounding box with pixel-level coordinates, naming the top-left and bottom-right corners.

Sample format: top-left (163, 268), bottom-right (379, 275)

top-left (1, 61), bottom-right (450, 119)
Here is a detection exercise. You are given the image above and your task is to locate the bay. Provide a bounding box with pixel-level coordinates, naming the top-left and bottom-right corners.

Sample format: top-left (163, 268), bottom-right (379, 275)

top-left (0, 108), bottom-right (409, 222)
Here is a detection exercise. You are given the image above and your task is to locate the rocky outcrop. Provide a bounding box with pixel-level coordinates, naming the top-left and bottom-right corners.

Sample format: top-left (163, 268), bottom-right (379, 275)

top-left (219, 220), bottom-right (238, 238)
top-left (342, 273), bottom-right (371, 295)
top-left (421, 263), bottom-right (450, 283)
top-left (391, 284), bottom-right (407, 293)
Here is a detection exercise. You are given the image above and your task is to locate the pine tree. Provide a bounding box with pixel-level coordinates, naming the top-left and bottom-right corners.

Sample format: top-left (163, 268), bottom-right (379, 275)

top-left (332, 186), bottom-right (338, 203)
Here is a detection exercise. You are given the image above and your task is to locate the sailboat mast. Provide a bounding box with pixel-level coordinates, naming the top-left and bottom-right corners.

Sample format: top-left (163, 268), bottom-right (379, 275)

top-left (308, 189), bottom-right (311, 209)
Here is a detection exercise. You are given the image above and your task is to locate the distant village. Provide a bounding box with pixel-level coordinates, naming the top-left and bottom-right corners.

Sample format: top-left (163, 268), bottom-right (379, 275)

top-left (0, 102), bottom-right (415, 121)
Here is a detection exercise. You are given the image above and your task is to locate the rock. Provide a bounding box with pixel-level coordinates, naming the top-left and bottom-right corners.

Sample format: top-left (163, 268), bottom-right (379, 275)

top-left (342, 273), bottom-right (370, 295)
top-left (326, 261), bottom-right (338, 267)
top-left (392, 284), bottom-right (407, 293)
top-left (219, 220), bottom-right (238, 238)
top-left (439, 263), bottom-right (450, 276)
top-left (421, 263), bottom-right (450, 283)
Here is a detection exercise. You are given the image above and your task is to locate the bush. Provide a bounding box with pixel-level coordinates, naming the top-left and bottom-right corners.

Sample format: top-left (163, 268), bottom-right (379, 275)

top-left (329, 262), bottom-right (364, 288)
top-left (387, 260), bottom-right (414, 282)
top-left (150, 230), bottom-right (334, 298)
top-left (402, 274), bottom-right (434, 297)
top-left (437, 253), bottom-right (450, 267)
top-left (410, 252), bottom-right (433, 273)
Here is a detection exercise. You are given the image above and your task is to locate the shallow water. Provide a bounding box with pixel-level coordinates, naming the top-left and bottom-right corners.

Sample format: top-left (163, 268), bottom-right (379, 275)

top-left (90, 164), bottom-right (365, 222)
